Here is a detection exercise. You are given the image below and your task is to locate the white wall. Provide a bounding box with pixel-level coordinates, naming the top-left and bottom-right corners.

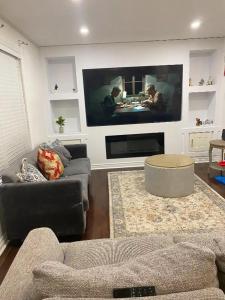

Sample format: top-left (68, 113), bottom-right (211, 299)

top-left (41, 38), bottom-right (225, 168)
top-left (0, 18), bottom-right (47, 254)
top-left (0, 17), bottom-right (47, 148)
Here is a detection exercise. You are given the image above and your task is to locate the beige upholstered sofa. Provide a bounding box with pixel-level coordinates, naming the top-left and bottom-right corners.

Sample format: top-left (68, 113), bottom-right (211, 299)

top-left (1, 228), bottom-right (225, 300)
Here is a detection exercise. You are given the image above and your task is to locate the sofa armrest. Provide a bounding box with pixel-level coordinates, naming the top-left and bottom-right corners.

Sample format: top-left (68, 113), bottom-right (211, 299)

top-left (64, 144), bottom-right (87, 159)
top-left (0, 179), bottom-right (85, 240)
top-left (0, 228), bottom-right (64, 300)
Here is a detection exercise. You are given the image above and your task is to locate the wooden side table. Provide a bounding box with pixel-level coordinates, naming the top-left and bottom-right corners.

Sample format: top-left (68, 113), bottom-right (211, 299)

top-left (208, 139), bottom-right (225, 177)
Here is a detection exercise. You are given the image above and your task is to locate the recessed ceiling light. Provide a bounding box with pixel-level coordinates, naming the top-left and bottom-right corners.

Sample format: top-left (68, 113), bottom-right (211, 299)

top-left (80, 26), bottom-right (89, 35)
top-left (190, 20), bottom-right (201, 30)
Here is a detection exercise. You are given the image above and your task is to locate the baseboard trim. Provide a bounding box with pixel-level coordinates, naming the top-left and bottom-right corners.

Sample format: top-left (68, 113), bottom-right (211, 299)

top-left (92, 161), bottom-right (144, 170)
top-left (0, 233), bottom-right (8, 256)
top-left (91, 156), bottom-right (219, 169)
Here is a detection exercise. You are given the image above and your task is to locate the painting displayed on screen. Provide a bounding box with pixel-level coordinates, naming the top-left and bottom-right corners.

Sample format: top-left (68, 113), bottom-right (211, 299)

top-left (83, 64), bottom-right (183, 126)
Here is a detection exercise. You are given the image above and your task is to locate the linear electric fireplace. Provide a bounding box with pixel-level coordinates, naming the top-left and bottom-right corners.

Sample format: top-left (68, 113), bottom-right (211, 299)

top-left (105, 133), bottom-right (164, 159)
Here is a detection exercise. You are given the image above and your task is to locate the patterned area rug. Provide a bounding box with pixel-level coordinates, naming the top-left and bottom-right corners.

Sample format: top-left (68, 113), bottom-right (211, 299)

top-left (109, 170), bottom-right (225, 238)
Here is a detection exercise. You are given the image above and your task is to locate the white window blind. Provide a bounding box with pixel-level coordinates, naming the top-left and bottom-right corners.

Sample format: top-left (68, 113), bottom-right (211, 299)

top-left (0, 50), bottom-right (31, 171)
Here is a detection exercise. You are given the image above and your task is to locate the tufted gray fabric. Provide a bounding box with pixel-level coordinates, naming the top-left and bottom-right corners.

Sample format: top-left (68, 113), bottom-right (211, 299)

top-left (33, 242), bottom-right (218, 299)
top-left (174, 234), bottom-right (225, 272)
top-left (0, 228), bottom-right (64, 300)
top-left (64, 235), bottom-right (174, 269)
top-left (43, 287), bottom-right (225, 299)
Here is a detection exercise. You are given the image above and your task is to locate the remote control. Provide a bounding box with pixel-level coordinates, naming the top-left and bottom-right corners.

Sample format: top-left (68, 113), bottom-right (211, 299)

top-left (113, 286), bottom-right (156, 298)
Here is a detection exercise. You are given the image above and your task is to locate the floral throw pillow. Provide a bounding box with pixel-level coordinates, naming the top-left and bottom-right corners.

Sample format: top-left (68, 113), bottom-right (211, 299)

top-left (37, 148), bottom-right (64, 180)
top-left (17, 158), bottom-right (47, 183)
top-left (39, 141), bottom-right (71, 167)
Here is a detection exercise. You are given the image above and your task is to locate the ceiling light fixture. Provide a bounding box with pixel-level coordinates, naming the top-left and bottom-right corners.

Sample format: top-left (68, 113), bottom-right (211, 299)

top-left (80, 26), bottom-right (89, 35)
top-left (190, 20), bottom-right (202, 30)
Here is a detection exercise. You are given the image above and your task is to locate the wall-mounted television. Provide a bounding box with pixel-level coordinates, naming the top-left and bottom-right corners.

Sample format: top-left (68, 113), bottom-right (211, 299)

top-left (83, 64), bottom-right (183, 127)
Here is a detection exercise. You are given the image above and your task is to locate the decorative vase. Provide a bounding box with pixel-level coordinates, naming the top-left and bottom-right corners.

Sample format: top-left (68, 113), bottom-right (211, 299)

top-left (59, 126), bottom-right (64, 134)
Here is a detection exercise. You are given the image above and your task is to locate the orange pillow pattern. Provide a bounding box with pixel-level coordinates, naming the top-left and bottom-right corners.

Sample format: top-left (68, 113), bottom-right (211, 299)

top-left (37, 148), bottom-right (64, 180)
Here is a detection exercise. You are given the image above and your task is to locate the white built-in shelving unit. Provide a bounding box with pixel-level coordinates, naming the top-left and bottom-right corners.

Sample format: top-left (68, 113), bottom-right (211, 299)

top-left (188, 49), bottom-right (217, 128)
top-left (182, 49), bottom-right (222, 161)
top-left (45, 56), bottom-right (87, 144)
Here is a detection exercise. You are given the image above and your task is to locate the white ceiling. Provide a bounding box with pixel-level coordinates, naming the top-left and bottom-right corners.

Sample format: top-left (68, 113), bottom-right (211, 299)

top-left (0, 0), bottom-right (225, 46)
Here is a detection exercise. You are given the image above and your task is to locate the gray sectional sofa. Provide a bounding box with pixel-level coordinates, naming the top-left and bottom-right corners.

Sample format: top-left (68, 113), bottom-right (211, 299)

top-left (1, 228), bottom-right (225, 300)
top-left (0, 144), bottom-right (91, 240)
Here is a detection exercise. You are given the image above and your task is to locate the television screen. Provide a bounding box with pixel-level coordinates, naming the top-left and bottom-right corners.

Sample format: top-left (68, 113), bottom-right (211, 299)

top-left (83, 64), bottom-right (183, 127)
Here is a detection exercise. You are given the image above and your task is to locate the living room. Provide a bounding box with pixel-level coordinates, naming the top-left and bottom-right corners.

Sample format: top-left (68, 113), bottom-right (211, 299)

top-left (1, 0), bottom-right (225, 299)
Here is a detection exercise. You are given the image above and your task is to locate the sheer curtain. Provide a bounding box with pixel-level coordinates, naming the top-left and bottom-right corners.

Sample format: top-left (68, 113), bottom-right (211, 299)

top-left (0, 50), bottom-right (31, 171)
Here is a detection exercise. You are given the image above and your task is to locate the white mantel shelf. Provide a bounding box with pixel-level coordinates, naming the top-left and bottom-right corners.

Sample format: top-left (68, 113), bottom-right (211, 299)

top-left (182, 125), bottom-right (220, 132)
top-left (49, 133), bottom-right (88, 139)
top-left (189, 85), bottom-right (217, 93)
top-left (49, 92), bottom-right (78, 101)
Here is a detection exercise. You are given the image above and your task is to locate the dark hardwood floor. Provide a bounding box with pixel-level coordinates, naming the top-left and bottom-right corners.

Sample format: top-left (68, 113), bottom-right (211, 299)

top-left (0, 163), bottom-right (224, 284)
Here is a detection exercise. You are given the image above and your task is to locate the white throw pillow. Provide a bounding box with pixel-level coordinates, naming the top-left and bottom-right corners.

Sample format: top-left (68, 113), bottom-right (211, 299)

top-left (17, 158), bottom-right (47, 182)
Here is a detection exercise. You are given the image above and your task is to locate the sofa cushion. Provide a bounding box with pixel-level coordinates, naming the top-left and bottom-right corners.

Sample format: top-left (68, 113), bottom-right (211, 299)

top-left (52, 145), bottom-right (70, 167)
top-left (63, 158), bottom-right (91, 176)
top-left (40, 141), bottom-right (72, 167)
top-left (37, 148), bottom-right (64, 180)
top-left (51, 139), bottom-right (72, 160)
top-left (173, 234), bottom-right (225, 272)
top-left (16, 159), bottom-right (47, 183)
top-left (17, 163), bottom-right (47, 183)
top-left (33, 242), bottom-right (218, 298)
top-left (61, 174), bottom-right (89, 210)
top-left (64, 235), bottom-right (174, 269)
top-left (43, 288), bottom-right (225, 299)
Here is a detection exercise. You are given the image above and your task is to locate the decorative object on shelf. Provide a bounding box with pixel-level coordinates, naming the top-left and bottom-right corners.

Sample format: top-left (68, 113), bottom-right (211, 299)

top-left (56, 116), bottom-right (65, 134)
top-left (198, 78), bottom-right (205, 86)
top-left (189, 78), bottom-right (192, 86)
top-left (202, 119), bottom-right (213, 126)
top-left (206, 77), bottom-right (213, 85)
top-left (54, 84), bottom-right (59, 92)
top-left (196, 118), bottom-right (202, 126)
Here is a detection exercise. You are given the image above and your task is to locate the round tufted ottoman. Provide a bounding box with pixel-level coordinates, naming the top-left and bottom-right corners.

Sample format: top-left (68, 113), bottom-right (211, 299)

top-left (144, 154), bottom-right (194, 198)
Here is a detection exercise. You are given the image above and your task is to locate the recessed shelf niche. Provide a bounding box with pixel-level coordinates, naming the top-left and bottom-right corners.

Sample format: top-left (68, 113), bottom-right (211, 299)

top-left (188, 49), bottom-right (218, 128)
top-left (189, 49), bottom-right (217, 86)
top-left (50, 99), bottom-right (81, 134)
top-left (47, 57), bottom-right (77, 94)
top-left (188, 92), bottom-right (216, 127)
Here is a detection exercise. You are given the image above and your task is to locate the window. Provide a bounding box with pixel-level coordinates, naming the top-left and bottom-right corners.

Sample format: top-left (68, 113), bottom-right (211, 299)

top-left (0, 50), bottom-right (31, 170)
top-left (123, 75), bottom-right (144, 96)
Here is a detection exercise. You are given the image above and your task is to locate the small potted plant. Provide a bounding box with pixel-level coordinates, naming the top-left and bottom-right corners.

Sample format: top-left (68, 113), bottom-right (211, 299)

top-left (56, 116), bottom-right (65, 134)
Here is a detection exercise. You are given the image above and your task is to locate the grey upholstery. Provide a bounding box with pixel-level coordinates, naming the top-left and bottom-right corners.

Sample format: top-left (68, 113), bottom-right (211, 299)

top-left (145, 163), bottom-right (194, 198)
top-left (61, 174), bottom-right (89, 210)
top-left (43, 288), bottom-right (225, 299)
top-left (63, 158), bottom-right (91, 176)
top-left (0, 144), bottom-right (90, 240)
top-left (0, 228), bottom-right (64, 300)
top-left (1, 228), bottom-right (225, 300)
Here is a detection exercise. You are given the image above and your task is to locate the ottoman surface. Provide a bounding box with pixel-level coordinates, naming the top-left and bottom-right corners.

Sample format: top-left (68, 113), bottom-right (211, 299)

top-left (145, 154), bottom-right (194, 168)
